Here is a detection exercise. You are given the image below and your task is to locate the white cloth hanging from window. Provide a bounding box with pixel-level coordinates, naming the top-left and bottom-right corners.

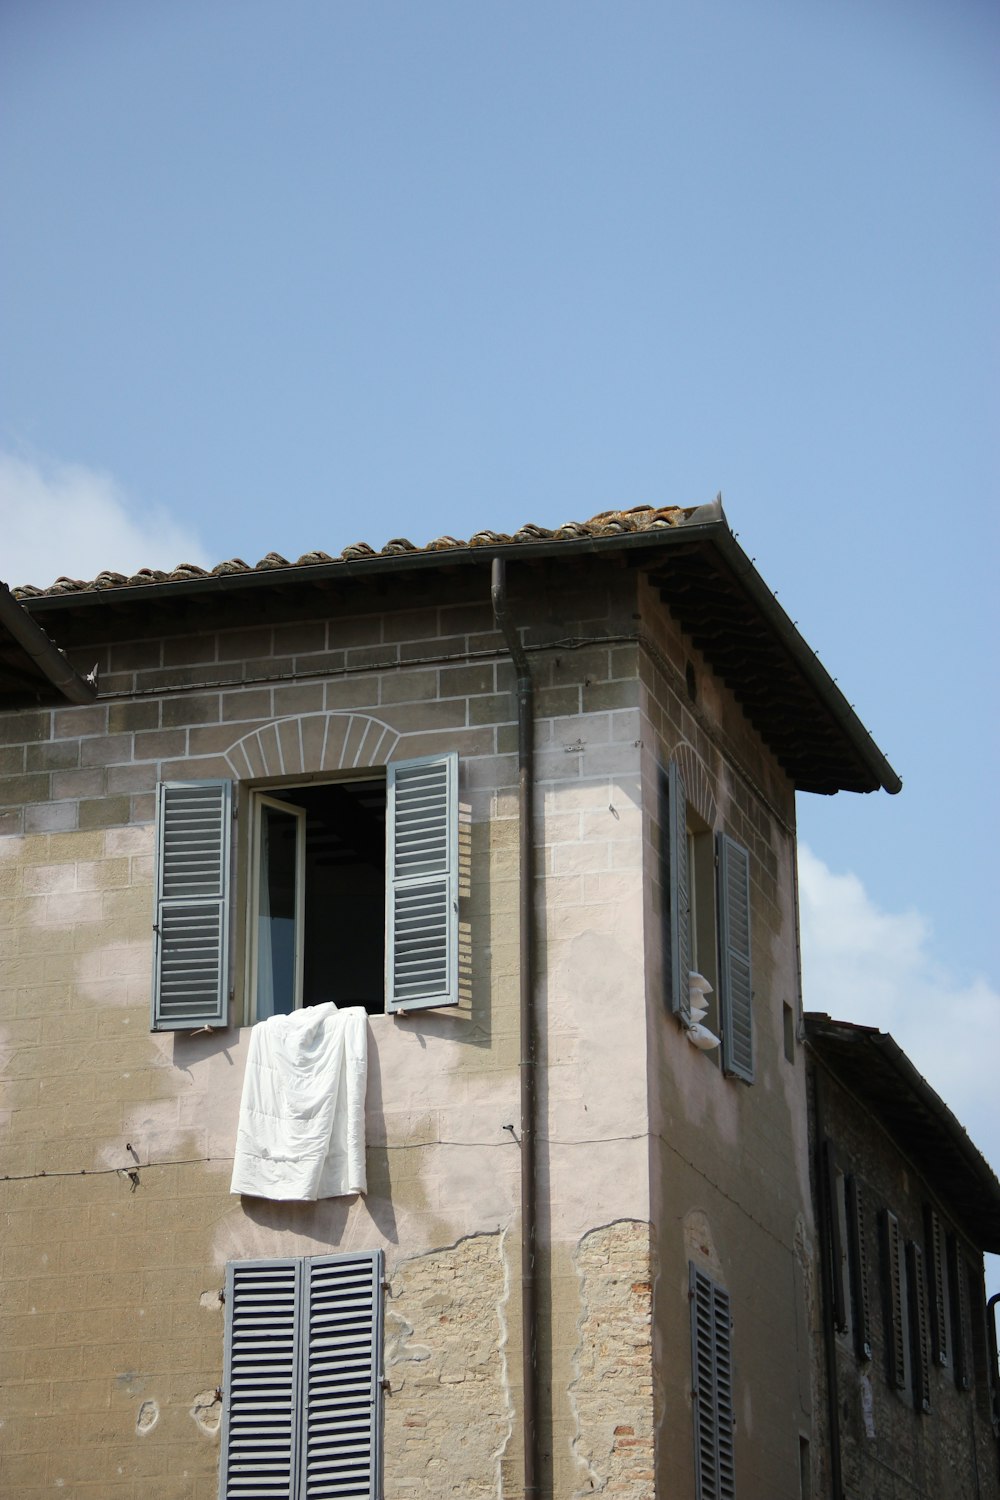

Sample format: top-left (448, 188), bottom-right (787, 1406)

top-left (230, 1002), bottom-right (368, 1200)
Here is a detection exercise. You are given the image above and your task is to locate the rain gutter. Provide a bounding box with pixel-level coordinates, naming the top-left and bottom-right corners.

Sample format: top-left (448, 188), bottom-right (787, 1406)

top-left (0, 579), bottom-right (97, 704)
top-left (17, 502), bottom-right (900, 793)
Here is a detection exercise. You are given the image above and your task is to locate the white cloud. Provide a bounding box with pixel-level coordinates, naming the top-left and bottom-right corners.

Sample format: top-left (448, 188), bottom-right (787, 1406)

top-left (0, 450), bottom-right (209, 590)
top-left (799, 844), bottom-right (1000, 1293)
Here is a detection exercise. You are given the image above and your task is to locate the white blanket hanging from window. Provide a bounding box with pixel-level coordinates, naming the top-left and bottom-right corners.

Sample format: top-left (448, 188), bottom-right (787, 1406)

top-left (230, 1002), bottom-right (367, 1200)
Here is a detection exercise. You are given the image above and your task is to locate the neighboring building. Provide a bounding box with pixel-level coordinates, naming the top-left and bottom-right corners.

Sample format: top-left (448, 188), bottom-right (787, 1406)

top-left (0, 500), bottom-right (905, 1500)
top-left (806, 1015), bottom-right (1000, 1500)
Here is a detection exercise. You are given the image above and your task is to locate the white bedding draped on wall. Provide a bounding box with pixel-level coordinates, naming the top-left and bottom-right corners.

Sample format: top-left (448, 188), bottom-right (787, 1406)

top-left (230, 1002), bottom-right (368, 1200)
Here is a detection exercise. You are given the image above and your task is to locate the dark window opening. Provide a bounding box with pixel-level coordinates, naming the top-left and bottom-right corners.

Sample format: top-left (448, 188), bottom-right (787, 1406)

top-left (252, 778), bottom-right (387, 1018)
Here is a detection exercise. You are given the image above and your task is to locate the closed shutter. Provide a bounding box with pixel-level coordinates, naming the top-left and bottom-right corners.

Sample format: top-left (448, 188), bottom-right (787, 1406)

top-left (386, 753), bottom-right (459, 1012)
top-left (302, 1253), bottom-right (384, 1499)
top-left (717, 834), bottom-right (753, 1081)
top-left (152, 780), bottom-right (231, 1030)
top-left (667, 762), bottom-right (691, 1020)
top-left (220, 1259), bottom-right (301, 1500)
top-left (690, 1264), bottom-right (736, 1500)
top-left (220, 1253), bottom-right (384, 1500)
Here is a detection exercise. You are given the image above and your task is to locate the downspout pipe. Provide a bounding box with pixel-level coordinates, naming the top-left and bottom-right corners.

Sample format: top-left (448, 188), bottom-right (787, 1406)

top-left (0, 580), bottom-right (98, 704)
top-left (491, 556), bottom-right (540, 1500)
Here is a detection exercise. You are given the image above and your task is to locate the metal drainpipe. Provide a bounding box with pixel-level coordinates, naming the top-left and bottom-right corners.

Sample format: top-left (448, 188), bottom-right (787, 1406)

top-left (491, 556), bottom-right (540, 1500)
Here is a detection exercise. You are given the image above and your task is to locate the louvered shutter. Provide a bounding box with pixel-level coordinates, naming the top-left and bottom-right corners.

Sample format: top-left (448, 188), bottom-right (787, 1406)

top-left (882, 1210), bottom-right (907, 1390)
top-left (690, 1264), bottom-right (735, 1500)
top-left (821, 1142), bottom-right (847, 1334)
top-left (717, 834), bottom-right (753, 1081)
top-left (924, 1206), bottom-right (949, 1367)
top-left (846, 1176), bottom-right (872, 1362)
top-left (152, 780), bottom-right (231, 1030)
top-left (949, 1234), bottom-right (972, 1391)
top-left (220, 1259), bottom-right (302, 1500)
top-left (907, 1241), bottom-right (932, 1413)
top-left (386, 753), bottom-right (458, 1013)
top-left (220, 1253), bottom-right (384, 1500)
top-left (667, 762), bottom-right (691, 1020)
top-left (302, 1252), bottom-right (383, 1499)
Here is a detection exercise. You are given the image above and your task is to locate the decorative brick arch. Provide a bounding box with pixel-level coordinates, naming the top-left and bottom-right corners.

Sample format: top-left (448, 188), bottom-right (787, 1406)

top-left (672, 742), bottom-right (717, 829)
top-left (223, 712), bottom-right (402, 781)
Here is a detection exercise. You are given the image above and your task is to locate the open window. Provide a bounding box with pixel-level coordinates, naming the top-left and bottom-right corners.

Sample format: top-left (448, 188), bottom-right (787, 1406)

top-left (151, 752), bottom-right (459, 1029)
top-left (664, 759), bottom-right (753, 1080)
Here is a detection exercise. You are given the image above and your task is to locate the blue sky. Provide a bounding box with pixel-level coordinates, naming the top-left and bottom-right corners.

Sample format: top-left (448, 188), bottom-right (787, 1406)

top-left (2, 3), bottom-right (998, 1208)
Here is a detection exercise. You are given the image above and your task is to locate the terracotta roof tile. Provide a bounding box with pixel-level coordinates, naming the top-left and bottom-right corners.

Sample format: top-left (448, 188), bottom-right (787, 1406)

top-left (12, 503), bottom-right (694, 598)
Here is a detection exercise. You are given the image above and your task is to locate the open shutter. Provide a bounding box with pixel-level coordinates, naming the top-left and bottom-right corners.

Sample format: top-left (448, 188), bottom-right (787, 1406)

top-left (152, 779), bottom-right (231, 1030)
top-left (924, 1206), bottom-right (949, 1367)
top-left (717, 834), bottom-right (753, 1081)
top-left (302, 1252), bottom-right (383, 1500)
top-left (882, 1210), bottom-right (908, 1390)
top-left (690, 1264), bottom-right (735, 1500)
top-left (667, 761), bottom-right (691, 1020)
top-left (386, 752), bottom-right (458, 1013)
top-left (846, 1176), bottom-right (872, 1361)
top-left (907, 1241), bottom-right (932, 1413)
top-left (220, 1259), bottom-right (301, 1500)
top-left (949, 1234), bottom-right (972, 1391)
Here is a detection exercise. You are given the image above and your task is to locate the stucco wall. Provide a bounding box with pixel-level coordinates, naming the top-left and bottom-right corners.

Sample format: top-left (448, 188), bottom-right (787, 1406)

top-left (1, 562), bottom-right (660, 1498)
top-left (635, 573), bottom-right (816, 1498)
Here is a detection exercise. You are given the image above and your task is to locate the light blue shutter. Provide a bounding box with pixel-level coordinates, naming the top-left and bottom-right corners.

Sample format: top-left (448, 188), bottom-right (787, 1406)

top-left (667, 762), bottom-right (691, 1020)
top-left (386, 753), bottom-right (458, 1012)
top-left (302, 1252), bottom-right (384, 1500)
top-left (717, 834), bottom-right (753, 1081)
top-left (220, 1259), bottom-right (301, 1500)
top-left (690, 1265), bottom-right (735, 1500)
top-left (152, 780), bottom-right (231, 1030)
top-left (220, 1254), bottom-right (384, 1500)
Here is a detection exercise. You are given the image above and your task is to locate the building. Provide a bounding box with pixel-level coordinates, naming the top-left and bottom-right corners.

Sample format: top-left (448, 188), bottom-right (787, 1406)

top-left (1, 500), bottom-right (904, 1499)
top-left (807, 1014), bottom-right (1000, 1500)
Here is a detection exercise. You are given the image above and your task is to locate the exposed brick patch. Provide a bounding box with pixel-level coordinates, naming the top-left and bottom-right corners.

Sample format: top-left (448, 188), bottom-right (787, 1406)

top-left (570, 1220), bottom-right (654, 1498)
top-left (385, 1231), bottom-right (513, 1498)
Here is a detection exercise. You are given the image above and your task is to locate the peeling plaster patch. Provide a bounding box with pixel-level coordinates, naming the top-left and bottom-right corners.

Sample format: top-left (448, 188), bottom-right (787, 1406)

top-left (135, 1399), bottom-right (159, 1435)
top-left (190, 1389), bottom-right (222, 1437)
top-left (384, 1231), bottom-right (513, 1499)
top-left (682, 1209), bottom-right (723, 1281)
top-left (570, 1220), bottom-right (654, 1499)
top-left (200, 1289), bottom-right (223, 1311)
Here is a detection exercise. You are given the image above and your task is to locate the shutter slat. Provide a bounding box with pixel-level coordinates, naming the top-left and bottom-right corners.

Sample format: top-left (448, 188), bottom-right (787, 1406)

top-left (718, 834), bottom-right (753, 1082)
top-left (387, 754), bottom-right (459, 1012)
top-left (153, 780), bottom-right (231, 1031)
